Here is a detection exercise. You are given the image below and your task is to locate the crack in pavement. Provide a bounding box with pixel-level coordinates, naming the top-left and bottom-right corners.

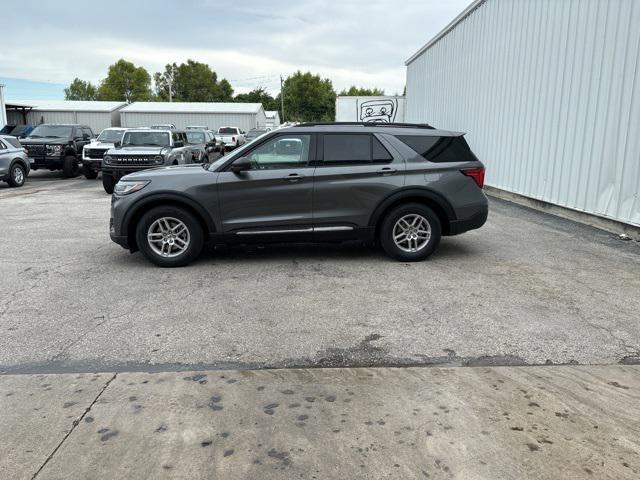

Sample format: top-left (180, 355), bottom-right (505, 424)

top-left (30, 373), bottom-right (117, 480)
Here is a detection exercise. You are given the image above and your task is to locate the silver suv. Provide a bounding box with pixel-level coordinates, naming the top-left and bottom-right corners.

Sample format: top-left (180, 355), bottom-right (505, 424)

top-left (101, 129), bottom-right (192, 193)
top-left (0, 135), bottom-right (29, 187)
top-left (109, 123), bottom-right (488, 267)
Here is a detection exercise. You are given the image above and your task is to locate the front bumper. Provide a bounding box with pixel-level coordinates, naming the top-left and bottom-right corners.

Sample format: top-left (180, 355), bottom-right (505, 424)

top-left (82, 158), bottom-right (102, 170)
top-left (27, 156), bottom-right (63, 168)
top-left (103, 166), bottom-right (155, 180)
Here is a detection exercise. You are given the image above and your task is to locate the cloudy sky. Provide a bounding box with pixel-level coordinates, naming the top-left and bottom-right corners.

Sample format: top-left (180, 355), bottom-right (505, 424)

top-left (1, 0), bottom-right (469, 100)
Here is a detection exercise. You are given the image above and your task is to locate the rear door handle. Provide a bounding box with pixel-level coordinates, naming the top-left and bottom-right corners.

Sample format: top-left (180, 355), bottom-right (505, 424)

top-left (283, 173), bottom-right (304, 182)
top-left (376, 167), bottom-right (397, 175)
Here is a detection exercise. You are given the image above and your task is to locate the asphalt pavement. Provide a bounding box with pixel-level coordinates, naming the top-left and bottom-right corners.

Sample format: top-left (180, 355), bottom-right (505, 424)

top-left (1, 171), bottom-right (640, 374)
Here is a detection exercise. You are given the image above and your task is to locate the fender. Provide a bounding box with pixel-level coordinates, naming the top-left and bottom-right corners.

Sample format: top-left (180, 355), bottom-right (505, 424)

top-left (122, 192), bottom-right (218, 236)
top-left (368, 187), bottom-right (457, 227)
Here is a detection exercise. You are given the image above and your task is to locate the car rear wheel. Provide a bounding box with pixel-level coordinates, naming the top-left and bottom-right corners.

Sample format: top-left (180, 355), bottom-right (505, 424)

top-left (135, 206), bottom-right (204, 267)
top-left (8, 163), bottom-right (26, 187)
top-left (379, 203), bottom-right (441, 262)
top-left (62, 155), bottom-right (80, 178)
top-left (102, 173), bottom-right (115, 194)
top-left (83, 164), bottom-right (98, 179)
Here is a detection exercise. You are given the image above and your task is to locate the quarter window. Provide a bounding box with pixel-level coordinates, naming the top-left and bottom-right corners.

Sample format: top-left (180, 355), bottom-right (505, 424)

top-left (322, 134), bottom-right (393, 165)
top-left (244, 135), bottom-right (311, 170)
top-left (396, 135), bottom-right (478, 163)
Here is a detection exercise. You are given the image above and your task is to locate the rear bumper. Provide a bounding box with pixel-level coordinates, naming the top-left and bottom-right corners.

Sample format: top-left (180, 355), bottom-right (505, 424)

top-left (447, 205), bottom-right (488, 235)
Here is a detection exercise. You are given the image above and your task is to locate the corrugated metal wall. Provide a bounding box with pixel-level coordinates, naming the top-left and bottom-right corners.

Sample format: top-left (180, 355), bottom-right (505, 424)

top-left (5, 110), bottom-right (114, 132)
top-left (120, 112), bottom-right (260, 132)
top-left (406, 0), bottom-right (640, 227)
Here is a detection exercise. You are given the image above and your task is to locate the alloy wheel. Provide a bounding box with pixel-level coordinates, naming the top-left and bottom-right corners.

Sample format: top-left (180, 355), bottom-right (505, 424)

top-left (393, 214), bottom-right (431, 253)
top-left (147, 217), bottom-right (191, 257)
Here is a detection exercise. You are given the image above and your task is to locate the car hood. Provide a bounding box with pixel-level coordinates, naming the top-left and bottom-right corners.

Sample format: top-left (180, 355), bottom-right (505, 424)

top-left (106, 146), bottom-right (165, 155)
top-left (21, 137), bottom-right (69, 145)
top-left (122, 164), bottom-right (207, 181)
top-left (87, 141), bottom-right (115, 149)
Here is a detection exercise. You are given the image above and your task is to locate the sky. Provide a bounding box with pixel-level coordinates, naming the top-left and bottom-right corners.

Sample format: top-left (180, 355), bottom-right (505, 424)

top-left (1, 0), bottom-right (470, 100)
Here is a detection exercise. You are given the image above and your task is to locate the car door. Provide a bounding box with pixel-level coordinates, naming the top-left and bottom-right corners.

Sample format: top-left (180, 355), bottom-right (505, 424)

top-left (312, 132), bottom-right (405, 229)
top-left (216, 133), bottom-right (315, 235)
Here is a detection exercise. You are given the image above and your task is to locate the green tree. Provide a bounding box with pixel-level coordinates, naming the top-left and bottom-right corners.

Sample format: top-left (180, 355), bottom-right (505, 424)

top-left (279, 71), bottom-right (336, 122)
top-left (234, 87), bottom-right (277, 110)
top-left (338, 86), bottom-right (385, 96)
top-left (64, 78), bottom-right (97, 100)
top-left (97, 59), bottom-right (152, 103)
top-left (153, 60), bottom-right (233, 102)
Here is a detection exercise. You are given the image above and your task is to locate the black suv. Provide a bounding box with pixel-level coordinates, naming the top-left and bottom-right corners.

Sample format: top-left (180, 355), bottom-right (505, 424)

top-left (21, 124), bottom-right (94, 177)
top-left (109, 123), bottom-right (488, 267)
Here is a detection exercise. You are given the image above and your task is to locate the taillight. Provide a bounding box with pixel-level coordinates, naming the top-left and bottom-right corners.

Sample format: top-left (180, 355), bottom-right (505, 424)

top-left (461, 167), bottom-right (485, 188)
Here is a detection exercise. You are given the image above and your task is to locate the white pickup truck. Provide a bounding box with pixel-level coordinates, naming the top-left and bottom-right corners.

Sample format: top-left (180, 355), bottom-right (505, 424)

top-left (215, 126), bottom-right (246, 150)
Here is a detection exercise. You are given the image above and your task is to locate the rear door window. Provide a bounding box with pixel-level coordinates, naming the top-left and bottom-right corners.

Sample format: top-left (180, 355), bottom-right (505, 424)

top-left (396, 135), bottom-right (478, 163)
top-left (322, 134), bottom-right (393, 165)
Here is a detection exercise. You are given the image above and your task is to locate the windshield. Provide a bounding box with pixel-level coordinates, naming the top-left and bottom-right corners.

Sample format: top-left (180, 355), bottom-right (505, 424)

top-left (186, 132), bottom-right (205, 144)
top-left (122, 131), bottom-right (170, 147)
top-left (97, 129), bottom-right (125, 143)
top-left (218, 127), bottom-right (238, 134)
top-left (246, 129), bottom-right (268, 139)
top-left (27, 125), bottom-right (72, 138)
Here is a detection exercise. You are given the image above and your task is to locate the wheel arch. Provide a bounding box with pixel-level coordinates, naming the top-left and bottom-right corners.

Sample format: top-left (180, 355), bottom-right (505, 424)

top-left (123, 194), bottom-right (216, 252)
top-left (369, 188), bottom-right (456, 236)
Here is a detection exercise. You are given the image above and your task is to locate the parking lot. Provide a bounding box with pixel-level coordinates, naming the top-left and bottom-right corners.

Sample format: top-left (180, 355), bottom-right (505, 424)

top-left (2, 171), bottom-right (639, 375)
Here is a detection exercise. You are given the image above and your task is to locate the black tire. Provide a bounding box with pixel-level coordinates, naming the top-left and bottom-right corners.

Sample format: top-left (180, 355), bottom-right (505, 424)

top-left (62, 154), bottom-right (80, 178)
top-left (379, 203), bottom-right (441, 262)
top-left (7, 163), bottom-right (26, 187)
top-left (102, 173), bottom-right (115, 194)
top-left (135, 206), bottom-right (204, 267)
top-left (83, 164), bottom-right (98, 179)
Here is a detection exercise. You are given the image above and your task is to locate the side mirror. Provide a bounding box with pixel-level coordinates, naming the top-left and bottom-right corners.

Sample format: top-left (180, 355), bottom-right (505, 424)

top-left (114, 141), bottom-right (121, 149)
top-left (230, 156), bottom-right (251, 173)
top-left (83, 134), bottom-right (90, 140)
top-left (174, 140), bottom-right (184, 148)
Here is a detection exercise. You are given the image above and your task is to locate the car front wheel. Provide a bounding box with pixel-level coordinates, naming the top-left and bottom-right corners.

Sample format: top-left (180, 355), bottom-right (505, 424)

top-left (62, 155), bottom-right (80, 178)
top-left (102, 173), bottom-right (115, 194)
top-left (83, 163), bottom-right (98, 179)
top-left (8, 163), bottom-right (26, 187)
top-left (379, 203), bottom-right (441, 262)
top-left (135, 206), bottom-right (204, 267)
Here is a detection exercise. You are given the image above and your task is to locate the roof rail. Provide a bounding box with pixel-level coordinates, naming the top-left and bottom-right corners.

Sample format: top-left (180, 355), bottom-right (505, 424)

top-left (293, 122), bottom-right (435, 130)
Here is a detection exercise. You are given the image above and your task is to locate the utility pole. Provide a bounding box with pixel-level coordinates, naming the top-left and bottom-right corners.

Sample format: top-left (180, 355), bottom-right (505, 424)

top-left (280, 75), bottom-right (285, 123)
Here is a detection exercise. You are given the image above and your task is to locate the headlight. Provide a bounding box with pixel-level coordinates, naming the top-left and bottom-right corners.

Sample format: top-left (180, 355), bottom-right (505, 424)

top-left (103, 155), bottom-right (112, 165)
top-left (114, 180), bottom-right (150, 195)
top-left (154, 155), bottom-right (164, 164)
top-left (46, 145), bottom-right (63, 156)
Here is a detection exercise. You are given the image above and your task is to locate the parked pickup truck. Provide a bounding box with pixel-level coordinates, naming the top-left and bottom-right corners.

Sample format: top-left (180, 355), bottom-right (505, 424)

top-left (21, 124), bottom-right (94, 177)
top-left (215, 126), bottom-right (246, 150)
top-left (82, 127), bottom-right (127, 179)
top-left (101, 128), bottom-right (192, 194)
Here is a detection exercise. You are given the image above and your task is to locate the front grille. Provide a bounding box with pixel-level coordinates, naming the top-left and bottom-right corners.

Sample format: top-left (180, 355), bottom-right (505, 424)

top-left (85, 148), bottom-right (108, 159)
top-left (25, 144), bottom-right (45, 157)
top-left (110, 155), bottom-right (159, 166)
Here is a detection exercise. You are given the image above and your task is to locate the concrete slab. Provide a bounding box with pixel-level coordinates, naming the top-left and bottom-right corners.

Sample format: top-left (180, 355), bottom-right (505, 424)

top-left (0, 373), bottom-right (114, 480)
top-left (4, 365), bottom-right (635, 479)
top-left (1, 172), bottom-right (640, 373)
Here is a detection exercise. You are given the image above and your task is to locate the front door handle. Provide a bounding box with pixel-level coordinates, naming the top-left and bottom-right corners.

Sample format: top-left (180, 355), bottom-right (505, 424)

top-left (376, 167), bottom-right (397, 175)
top-left (283, 173), bottom-right (304, 182)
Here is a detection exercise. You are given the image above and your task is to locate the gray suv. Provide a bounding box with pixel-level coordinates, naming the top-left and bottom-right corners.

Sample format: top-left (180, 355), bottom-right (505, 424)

top-left (0, 135), bottom-right (30, 187)
top-left (109, 123), bottom-right (488, 267)
top-left (101, 129), bottom-right (192, 194)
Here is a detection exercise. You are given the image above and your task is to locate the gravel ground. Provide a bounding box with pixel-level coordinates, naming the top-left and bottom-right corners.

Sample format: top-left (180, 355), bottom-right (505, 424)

top-left (1, 170), bottom-right (639, 373)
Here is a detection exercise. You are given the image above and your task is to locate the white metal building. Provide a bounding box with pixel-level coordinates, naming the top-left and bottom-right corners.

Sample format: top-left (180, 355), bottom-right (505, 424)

top-left (0, 85), bottom-right (7, 126)
top-left (5, 100), bottom-right (126, 132)
top-left (120, 102), bottom-right (267, 131)
top-left (265, 110), bottom-right (281, 129)
top-left (406, 0), bottom-right (640, 228)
